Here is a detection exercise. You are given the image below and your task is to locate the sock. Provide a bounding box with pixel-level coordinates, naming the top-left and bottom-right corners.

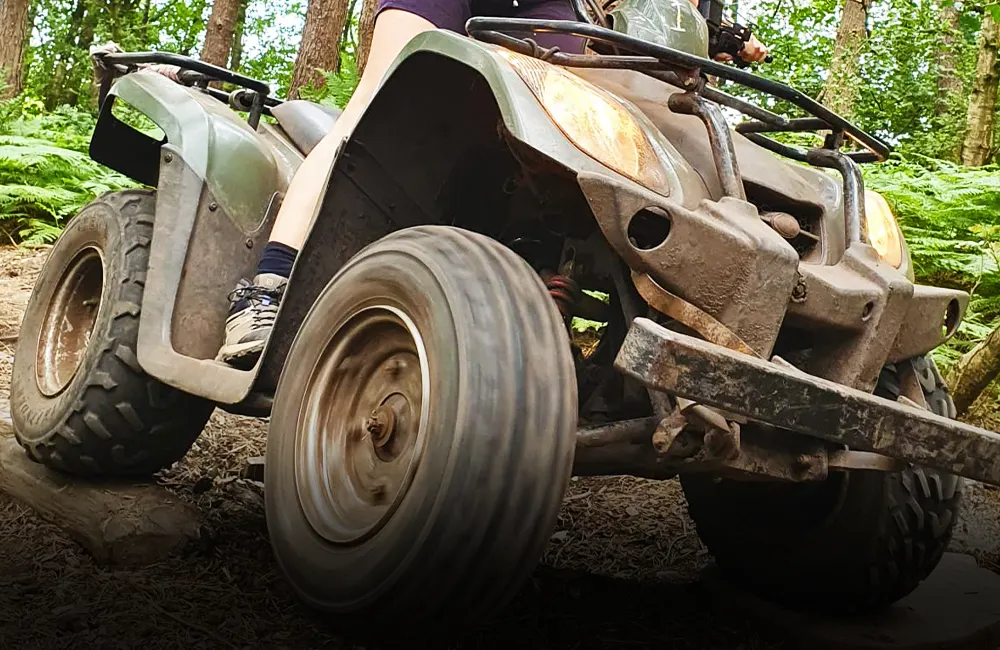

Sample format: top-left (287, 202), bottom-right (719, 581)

top-left (256, 241), bottom-right (298, 279)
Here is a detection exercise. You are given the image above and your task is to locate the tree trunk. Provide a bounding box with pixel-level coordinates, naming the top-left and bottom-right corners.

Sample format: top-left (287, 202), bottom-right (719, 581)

top-left (947, 323), bottom-right (1000, 415)
top-left (339, 0), bottom-right (358, 73)
top-left (357, 0), bottom-right (378, 76)
top-left (0, 0), bottom-right (32, 99)
top-left (821, 0), bottom-right (872, 119)
top-left (937, 3), bottom-right (964, 116)
top-left (961, 10), bottom-right (1000, 167)
top-left (288, 0), bottom-right (351, 99)
top-left (44, 0), bottom-right (88, 109)
top-left (201, 0), bottom-right (242, 67)
top-left (229, 0), bottom-right (248, 71)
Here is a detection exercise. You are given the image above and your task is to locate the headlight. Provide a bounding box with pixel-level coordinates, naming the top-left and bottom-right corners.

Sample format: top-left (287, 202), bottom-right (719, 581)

top-left (498, 50), bottom-right (669, 193)
top-left (864, 189), bottom-right (904, 268)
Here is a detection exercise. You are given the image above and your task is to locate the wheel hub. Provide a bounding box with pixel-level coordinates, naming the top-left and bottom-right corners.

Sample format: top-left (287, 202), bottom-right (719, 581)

top-left (294, 306), bottom-right (428, 545)
top-left (35, 247), bottom-right (104, 397)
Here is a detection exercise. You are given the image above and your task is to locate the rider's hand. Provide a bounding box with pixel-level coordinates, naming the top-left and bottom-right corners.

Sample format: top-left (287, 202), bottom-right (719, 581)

top-left (145, 64), bottom-right (181, 82)
top-left (713, 34), bottom-right (769, 64)
top-left (89, 41), bottom-right (124, 58)
top-left (739, 35), bottom-right (768, 63)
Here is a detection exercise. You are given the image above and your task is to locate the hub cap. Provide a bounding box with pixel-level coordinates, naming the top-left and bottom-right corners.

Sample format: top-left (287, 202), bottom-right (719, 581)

top-left (294, 305), bottom-right (429, 545)
top-left (35, 247), bottom-right (104, 397)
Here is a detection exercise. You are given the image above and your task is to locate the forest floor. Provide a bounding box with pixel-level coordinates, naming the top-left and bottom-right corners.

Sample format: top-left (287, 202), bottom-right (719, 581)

top-left (1, 245), bottom-right (999, 650)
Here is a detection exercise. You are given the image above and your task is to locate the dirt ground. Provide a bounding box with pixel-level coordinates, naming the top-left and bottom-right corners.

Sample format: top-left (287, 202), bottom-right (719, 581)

top-left (0, 245), bottom-right (997, 650)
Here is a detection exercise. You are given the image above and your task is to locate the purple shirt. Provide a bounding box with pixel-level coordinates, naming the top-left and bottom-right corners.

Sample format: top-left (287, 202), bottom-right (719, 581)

top-left (377, 0), bottom-right (586, 53)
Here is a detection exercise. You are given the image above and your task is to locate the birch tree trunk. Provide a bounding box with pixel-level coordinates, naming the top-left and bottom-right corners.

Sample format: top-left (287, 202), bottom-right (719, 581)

top-left (961, 10), bottom-right (1000, 167)
top-left (821, 0), bottom-right (873, 119)
top-left (936, 2), bottom-right (964, 117)
top-left (230, 0), bottom-right (248, 71)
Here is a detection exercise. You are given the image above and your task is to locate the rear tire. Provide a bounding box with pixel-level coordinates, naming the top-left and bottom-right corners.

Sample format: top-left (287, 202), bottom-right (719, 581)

top-left (265, 226), bottom-right (577, 628)
top-left (11, 191), bottom-right (215, 477)
top-left (681, 355), bottom-right (963, 613)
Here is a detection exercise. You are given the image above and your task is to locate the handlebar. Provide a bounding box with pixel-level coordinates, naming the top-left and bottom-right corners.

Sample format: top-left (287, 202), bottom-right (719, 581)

top-left (176, 69), bottom-right (213, 87)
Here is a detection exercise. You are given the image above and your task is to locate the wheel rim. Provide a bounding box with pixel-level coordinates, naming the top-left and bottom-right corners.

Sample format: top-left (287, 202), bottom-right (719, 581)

top-left (294, 305), bottom-right (430, 545)
top-left (35, 247), bottom-right (104, 397)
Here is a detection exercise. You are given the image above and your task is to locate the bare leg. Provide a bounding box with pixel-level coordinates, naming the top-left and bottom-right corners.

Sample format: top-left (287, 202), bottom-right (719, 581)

top-left (268, 9), bottom-right (435, 249)
top-left (217, 10), bottom-right (435, 366)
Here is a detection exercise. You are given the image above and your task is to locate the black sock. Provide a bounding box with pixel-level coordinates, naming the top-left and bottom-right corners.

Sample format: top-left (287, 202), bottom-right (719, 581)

top-left (256, 241), bottom-right (298, 279)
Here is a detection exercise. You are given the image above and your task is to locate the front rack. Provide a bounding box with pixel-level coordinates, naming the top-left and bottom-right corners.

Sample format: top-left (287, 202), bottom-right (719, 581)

top-left (94, 51), bottom-right (281, 129)
top-left (465, 16), bottom-right (889, 244)
top-left (466, 17), bottom-right (889, 163)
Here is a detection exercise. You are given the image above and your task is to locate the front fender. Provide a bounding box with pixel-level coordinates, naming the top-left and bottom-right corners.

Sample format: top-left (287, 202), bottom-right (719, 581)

top-left (385, 31), bottom-right (706, 205)
top-left (256, 31), bottom-right (711, 393)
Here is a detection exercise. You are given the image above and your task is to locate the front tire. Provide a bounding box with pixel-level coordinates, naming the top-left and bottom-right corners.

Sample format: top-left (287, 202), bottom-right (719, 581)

top-left (265, 226), bottom-right (578, 627)
top-left (11, 191), bottom-right (214, 476)
top-left (681, 356), bottom-right (963, 613)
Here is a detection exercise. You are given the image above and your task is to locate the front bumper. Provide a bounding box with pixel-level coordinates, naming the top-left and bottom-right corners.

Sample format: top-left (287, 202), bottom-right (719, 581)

top-left (615, 318), bottom-right (1000, 487)
top-left (578, 171), bottom-right (969, 392)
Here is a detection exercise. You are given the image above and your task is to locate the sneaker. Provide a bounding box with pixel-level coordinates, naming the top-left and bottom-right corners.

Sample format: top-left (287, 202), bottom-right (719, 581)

top-left (216, 273), bottom-right (287, 368)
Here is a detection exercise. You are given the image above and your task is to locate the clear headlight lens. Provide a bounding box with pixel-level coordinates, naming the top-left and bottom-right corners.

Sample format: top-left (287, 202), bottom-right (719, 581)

top-left (498, 50), bottom-right (668, 192)
top-left (864, 189), bottom-right (904, 268)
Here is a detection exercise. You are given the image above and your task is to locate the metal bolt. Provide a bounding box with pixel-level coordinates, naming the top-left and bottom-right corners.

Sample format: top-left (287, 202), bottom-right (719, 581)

top-left (794, 454), bottom-right (813, 470)
top-left (366, 416), bottom-right (384, 438)
top-left (245, 238), bottom-right (253, 249)
top-left (164, 153), bottom-right (173, 163)
top-left (791, 276), bottom-right (808, 303)
top-left (208, 202), bottom-right (218, 212)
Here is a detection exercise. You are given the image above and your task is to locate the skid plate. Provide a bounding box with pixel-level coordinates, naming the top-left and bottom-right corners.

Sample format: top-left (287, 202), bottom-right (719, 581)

top-left (615, 318), bottom-right (1000, 486)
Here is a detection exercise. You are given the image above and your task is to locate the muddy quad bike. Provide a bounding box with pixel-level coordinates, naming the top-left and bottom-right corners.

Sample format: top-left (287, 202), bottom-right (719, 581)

top-left (12, 0), bottom-right (1000, 627)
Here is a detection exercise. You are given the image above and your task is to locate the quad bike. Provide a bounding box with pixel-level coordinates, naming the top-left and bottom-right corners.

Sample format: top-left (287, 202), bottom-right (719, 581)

top-left (11, 0), bottom-right (1000, 628)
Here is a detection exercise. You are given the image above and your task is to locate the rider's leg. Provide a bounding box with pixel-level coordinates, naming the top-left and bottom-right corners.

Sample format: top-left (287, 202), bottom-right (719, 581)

top-left (267, 9), bottom-right (437, 248)
top-left (216, 9), bottom-right (436, 367)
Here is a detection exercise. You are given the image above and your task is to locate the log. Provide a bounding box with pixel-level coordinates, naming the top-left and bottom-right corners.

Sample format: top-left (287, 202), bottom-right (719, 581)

top-left (947, 323), bottom-right (1000, 416)
top-left (0, 430), bottom-right (203, 566)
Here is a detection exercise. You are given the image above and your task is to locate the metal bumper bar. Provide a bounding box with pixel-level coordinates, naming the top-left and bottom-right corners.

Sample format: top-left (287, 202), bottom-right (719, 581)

top-left (614, 318), bottom-right (1000, 486)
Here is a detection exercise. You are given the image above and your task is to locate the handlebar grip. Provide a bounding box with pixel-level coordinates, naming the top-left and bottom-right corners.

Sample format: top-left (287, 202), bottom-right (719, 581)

top-left (176, 69), bottom-right (212, 86)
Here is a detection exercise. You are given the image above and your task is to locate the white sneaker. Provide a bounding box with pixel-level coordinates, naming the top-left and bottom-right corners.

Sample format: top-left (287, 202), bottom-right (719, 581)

top-left (215, 273), bottom-right (287, 368)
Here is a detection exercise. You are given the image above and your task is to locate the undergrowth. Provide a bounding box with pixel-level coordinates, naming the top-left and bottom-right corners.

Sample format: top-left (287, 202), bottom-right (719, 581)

top-left (865, 156), bottom-right (1000, 373)
top-left (0, 97), bottom-right (136, 246)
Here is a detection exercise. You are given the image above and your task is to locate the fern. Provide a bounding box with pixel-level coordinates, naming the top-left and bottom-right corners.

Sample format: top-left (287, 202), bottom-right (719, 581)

top-left (867, 157), bottom-right (1000, 374)
top-left (0, 111), bottom-right (137, 244)
top-left (296, 52), bottom-right (360, 110)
